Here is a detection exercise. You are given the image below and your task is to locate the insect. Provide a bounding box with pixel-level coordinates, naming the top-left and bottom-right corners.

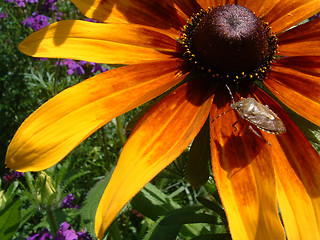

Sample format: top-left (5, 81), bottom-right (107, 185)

top-left (213, 85), bottom-right (286, 145)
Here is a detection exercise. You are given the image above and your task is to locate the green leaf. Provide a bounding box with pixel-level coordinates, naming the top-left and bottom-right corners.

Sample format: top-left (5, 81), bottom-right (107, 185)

top-left (0, 199), bottom-right (22, 240)
top-left (143, 216), bottom-right (181, 240)
top-left (81, 169), bottom-right (114, 237)
top-left (197, 196), bottom-right (226, 221)
top-left (186, 121), bottom-right (210, 188)
top-left (160, 212), bottom-right (220, 225)
top-left (132, 183), bottom-right (208, 238)
top-left (191, 233), bottom-right (231, 240)
top-left (131, 183), bottom-right (180, 221)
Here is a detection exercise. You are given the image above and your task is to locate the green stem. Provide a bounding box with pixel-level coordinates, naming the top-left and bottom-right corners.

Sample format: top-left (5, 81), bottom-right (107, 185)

top-left (98, 127), bottom-right (110, 170)
top-left (46, 207), bottom-right (58, 236)
top-left (116, 116), bottom-right (127, 147)
top-left (53, 59), bottom-right (61, 96)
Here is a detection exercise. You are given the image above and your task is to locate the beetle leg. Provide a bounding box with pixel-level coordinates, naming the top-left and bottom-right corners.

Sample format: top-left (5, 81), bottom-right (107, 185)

top-left (248, 125), bottom-right (271, 146)
top-left (231, 120), bottom-right (239, 134)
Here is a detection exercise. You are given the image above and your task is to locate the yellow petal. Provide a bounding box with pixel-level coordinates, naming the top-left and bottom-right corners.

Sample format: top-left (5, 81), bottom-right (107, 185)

top-left (266, 0), bottom-right (320, 34)
top-left (254, 87), bottom-right (320, 240)
top-left (95, 79), bottom-right (214, 239)
top-left (209, 86), bottom-right (285, 240)
top-left (71, 0), bottom-right (185, 34)
top-left (19, 20), bottom-right (180, 64)
top-left (278, 19), bottom-right (320, 56)
top-left (265, 64), bottom-right (320, 126)
top-left (5, 59), bottom-right (187, 171)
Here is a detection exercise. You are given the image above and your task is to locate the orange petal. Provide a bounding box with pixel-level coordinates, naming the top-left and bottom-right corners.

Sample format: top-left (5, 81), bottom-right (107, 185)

top-left (265, 64), bottom-right (320, 126)
top-left (5, 59), bottom-right (187, 172)
top-left (237, 0), bottom-right (281, 17)
top-left (265, 0), bottom-right (320, 34)
top-left (273, 56), bottom-right (320, 76)
top-left (197, 0), bottom-right (236, 9)
top-left (253, 87), bottom-right (320, 240)
top-left (209, 87), bottom-right (285, 240)
top-left (277, 19), bottom-right (320, 56)
top-left (71, 0), bottom-right (185, 34)
top-left (95, 79), bottom-right (214, 239)
top-left (171, 0), bottom-right (202, 19)
top-left (19, 20), bottom-right (180, 64)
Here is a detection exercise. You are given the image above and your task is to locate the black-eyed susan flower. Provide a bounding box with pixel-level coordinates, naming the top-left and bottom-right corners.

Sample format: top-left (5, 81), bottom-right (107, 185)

top-left (6, 0), bottom-right (320, 239)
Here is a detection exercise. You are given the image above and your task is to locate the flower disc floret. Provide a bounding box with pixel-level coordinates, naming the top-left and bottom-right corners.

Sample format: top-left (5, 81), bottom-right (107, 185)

top-left (180, 4), bottom-right (278, 82)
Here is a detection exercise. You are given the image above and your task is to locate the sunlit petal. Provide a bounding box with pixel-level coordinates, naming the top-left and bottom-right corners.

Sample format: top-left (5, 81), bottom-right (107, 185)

top-left (265, 0), bottom-right (320, 34)
top-left (171, 0), bottom-right (202, 19)
top-left (265, 65), bottom-right (320, 126)
top-left (5, 60), bottom-right (187, 172)
top-left (95, 79), bottom-right (214, 239)
top-left (210, 87), bottom-right (285, 240)
top-left (254, 88), bottom-right (320, 240)
top-left (19, 20), bottom-right (180, 64)
top-left (71, 0), bottom-right (185, 32)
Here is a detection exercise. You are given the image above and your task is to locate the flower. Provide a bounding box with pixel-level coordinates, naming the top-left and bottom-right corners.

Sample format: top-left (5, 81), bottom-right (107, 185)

top-left (55, 222), bottom-right (93, 240)
top-left (27, 228), bottom-right (52, 240)
top-left (6, 0), bottom-right (320, 239)
top-left (61, 193), bottom-right (79, 209)
top-left (2, 171), bottom-right (24, 183)
top-left (21, 12), bottom-right (50, 31)
top-left (56, 222), bottom-right (78, 240)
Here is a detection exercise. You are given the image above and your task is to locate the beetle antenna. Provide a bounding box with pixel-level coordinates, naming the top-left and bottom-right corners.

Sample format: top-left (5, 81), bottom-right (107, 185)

top-left (225, 84), bottom-right (235, 104)
top-left (211, 109), bottom-right (233, 122)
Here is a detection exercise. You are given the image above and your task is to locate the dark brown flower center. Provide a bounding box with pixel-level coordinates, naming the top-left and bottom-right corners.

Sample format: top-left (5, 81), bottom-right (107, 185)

top-left (180, 4), bottom-right (277, 82)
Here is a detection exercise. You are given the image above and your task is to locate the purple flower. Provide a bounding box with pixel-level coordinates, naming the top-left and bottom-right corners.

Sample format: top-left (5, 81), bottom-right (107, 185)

top-left (58, 59), bottom-right (85, 75)
top-left (55, 222), bottom-right (78, 240)
top-left (27, 229), bottom-right (52, 240)
top-left (2, 171), bottom-right (24, 183)
top-left (77, 231), bottom-right (94, 240)
top-left (22, 12), bottom-right (50, 31)
top-left (0, 12), bottom-right (8, 18)
top-left (61, 194), bottom-right (79, 209)
top-left (15, 0), bottom-right (25, 7)
top-left (42, 0), bottom-right (58, 12)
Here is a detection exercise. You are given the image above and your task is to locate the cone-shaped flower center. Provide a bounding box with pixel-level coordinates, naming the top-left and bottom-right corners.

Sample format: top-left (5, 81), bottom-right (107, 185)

top-left (192, 5), bottom-right (268, 74)
top-left (180, 4), bottom-right (277, 82)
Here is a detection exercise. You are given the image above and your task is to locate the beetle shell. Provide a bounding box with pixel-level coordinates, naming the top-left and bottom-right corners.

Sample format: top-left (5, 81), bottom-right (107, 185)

top-left (230, 97), bottom-right (286, 134)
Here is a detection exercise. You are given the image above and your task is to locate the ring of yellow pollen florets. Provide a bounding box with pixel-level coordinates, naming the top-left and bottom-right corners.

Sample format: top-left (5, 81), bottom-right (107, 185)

top-left (179, 4), bottom-right (278, 83)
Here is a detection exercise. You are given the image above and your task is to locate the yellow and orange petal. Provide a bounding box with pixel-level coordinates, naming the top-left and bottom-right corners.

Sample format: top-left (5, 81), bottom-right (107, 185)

top-left (209, 88), bottom-right (286, 240)
top-left (5, 59), bottom-right (187, 171)
top-left (254, 88), bottom-right (320, 240)
top-left (265, 63), bottom-right (320, 126)
top-left (96, 79), bottom-right (214, 238)
top-left (71, 0), bottom-right (185, 33)
top-left (277, 19), bottom-right (320, 56)
top-left (19, 20), bottom-right (180, 64)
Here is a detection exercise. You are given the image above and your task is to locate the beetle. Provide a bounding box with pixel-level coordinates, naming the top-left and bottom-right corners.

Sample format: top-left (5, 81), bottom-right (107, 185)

top-left (213, 85), bottom-right (286, 145)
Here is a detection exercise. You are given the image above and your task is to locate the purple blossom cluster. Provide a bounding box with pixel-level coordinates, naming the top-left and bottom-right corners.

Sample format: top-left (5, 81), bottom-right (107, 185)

top-left (58, 59), bottom-right (107, 76)
top-left (56, 222), bottom-right (94, 240)
top-left (5, 0), bottom-right (38, 8)
top-left (0, 12), bottom-right (9, 18)
top-left (27, 223), bottom-right (93, 240)
top-left (2, 171), bottom-right (24, 183)
top-left (61, 193), bottom-right (79, 209)
top-left (27, 229), bottom-right (52, 240)
top-left (21, 11), bottom-right (50, 31)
